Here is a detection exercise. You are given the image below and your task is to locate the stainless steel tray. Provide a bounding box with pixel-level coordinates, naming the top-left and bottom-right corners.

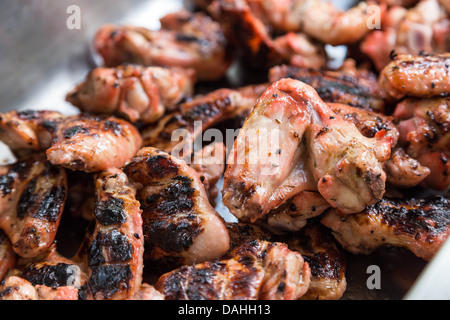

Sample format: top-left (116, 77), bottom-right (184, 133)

top-left (1, 0), bottom-right (449, 300)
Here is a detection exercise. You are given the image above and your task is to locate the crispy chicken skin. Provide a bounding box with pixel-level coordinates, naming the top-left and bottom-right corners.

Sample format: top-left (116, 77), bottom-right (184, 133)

top-left (0, 110), bottom-right (142, 172)
top-left (275, 222), bottom-right (347, 300)
top-left (379, 52), bottom-right (450, 100)
top-left (223, 79), bottom-right (392, 223)
top-left (394, 97), bottom-right (450, 189)
top-left (321, 195), bottom-right (450, 261)
top-left (0, 230), bottom-right (16, 280)
top-left (269, 64), bottom-right (386, 113)
top-left (0, 156), bottom-right (67, 258)
top-left (80, 168), bottom-right (144, 300)
top-left (123, 147), bottom-right (230, 271)
top-left (66, 64), bottom-right (196, 124)
top-left (94, 10), bottom-right (231, 81)
top-left (155, 239), bottom-right (310, 300)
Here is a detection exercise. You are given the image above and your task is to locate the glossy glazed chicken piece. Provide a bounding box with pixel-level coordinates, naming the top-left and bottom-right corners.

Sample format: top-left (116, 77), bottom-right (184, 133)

top-left (0, 230), bottom-right (16, 280)
top-left (94, 10), bottom-right (231, 81)
top-left (321, 195), bottom-right (450, 261)
top-left (66, 64), bottom-right (196, 124)
top-left (79, 168), bottom-right (144, 300)
top-left (214, 0), bottom-right (379, 45)
top-left (155, 238), bottom-right (311, 300)
top-left (361, 0), bottom-right (449, 70)
top-left (0, 110), bottom-right (142, 172)
top-left (378, 52), bottom-right (450, 100)
top-left (394, 97), bottom-right (450, 189)
top-left (0, 156), bottom-right (67, 258)
top-left (123, 147), bottom-right (230, 272)
top-left (0, 276), bottom-right (78, 300)
top-left (275, 222), bottom-right (347, 300)
top-left (268, 63), bottom-right (386, 113)
top-left (209, 0), bottom-right (326, 69)
top-left (141, 83), bottom-right (268, 157)
top-left (223, 79), bottom-right (393, 223)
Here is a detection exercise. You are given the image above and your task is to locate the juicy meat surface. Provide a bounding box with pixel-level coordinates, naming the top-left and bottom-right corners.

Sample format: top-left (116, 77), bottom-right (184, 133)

top-left (275, 221), bottom-right (347, 300)
top-left (94, 10), bottom-right (231, 81)
top-left (66, 64), bottom-right (196, 124)
top-left (0, 156), bottom-right (67, 258)
top-left (80, 168), bottom-right (144, 300)
top-left (154, 238), bottom-right (310, 300)
top-left (269, 64), bottom-right (386, 113)
top-left (0, 110), bottom-right (142, 172)
top-left (123, 147), bottom-right (230, 272)
top-left (321, 195), bottom-right (450, 261)
top-left (223, 79), bottom-right (392, 223)
top-left (378, 52), bottom-right (450, 100)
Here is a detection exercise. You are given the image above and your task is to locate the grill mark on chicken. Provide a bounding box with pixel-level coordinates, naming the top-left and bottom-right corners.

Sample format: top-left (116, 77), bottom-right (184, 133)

top-left (124, 147), bottom-right (230, 272)
top-left (321, 195), bottom-right (450, 261)
top-left (81, 169), bottom-right (144, 300)
top-left (155, 239), bottom-right (310, 300)
top-left (269, 64), bottom-right (386, 112)
top-left (0, 157), bottom-right (67, 258)
top-left (19, 263), bottom-right (81, 288)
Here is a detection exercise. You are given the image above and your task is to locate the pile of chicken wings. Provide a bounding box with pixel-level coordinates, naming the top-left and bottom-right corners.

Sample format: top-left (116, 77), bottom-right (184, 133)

top-left (0, 0), bottom-right (449, 300)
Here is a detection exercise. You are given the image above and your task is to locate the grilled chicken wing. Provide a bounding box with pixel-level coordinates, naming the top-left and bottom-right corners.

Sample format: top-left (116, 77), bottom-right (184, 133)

top-left (0, 110), bottom-right (142, 172)
top-left (0, 276), bottom-right (78, 300)
top-left (379, 52), bottom-right (450, 100)
top-left (0, 156), bottom-right (67, 258)
top-left (141, 83), bottom-right (268, 157)
top-left (394, 97), bottom-right (450, 189)
top-left (321, 195), bottom-right (450, 261)
top-left (0, 230), bottom-right (16, 280)
top-left (209, 0), bottom-right (326, 69)
top-left (240, 0), bottom-right (379, 45)
top-left (80, 168), bottom-right (144, 300)
top-left (123, 147), bottom-right (230, 271)
top-left (94, 10), bottom-right (231, 81)
top-left (361, 0), bottom-right (449, 70)
top-left (66, 64), bottom-right (196, 124)
top-left (275, 222), bottom-right (347, 300)
top-left (223, 79), bottom-right (392, 223)
top-left (155, 238), bottom-right (310, 300)
top-left (269, 64), bottom-right (386, 113)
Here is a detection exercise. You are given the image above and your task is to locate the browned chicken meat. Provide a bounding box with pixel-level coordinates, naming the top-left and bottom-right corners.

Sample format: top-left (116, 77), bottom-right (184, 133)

top-left (0, 110), bottom-right (142, 172)
top-left (378, 52), bottom-right (450, 100)
top-left (394, 97), bottom-right (450, 189)
top-left (79, 168), bottom-right (144, 300)
top-left (123, 147), bottom-right (230, 272)
top-left (66, 64), bottom-right (196, 124)
top-left (154, 238), bottom-right (311, 300)
top-left (94, 10), bottom-right (231, 81)
top-left (361, 0), bottom-right (450, 70)
top-left (269, 63), bottom-right (386, 113)
top-left (209, 0), bottom-right (326, 69)
top-left (0, 156), bottom-right (67, 258)
top-left (223, 78), bottom-right (393, 223)
top-left (321, 195), bottom-right (450, 261)
top-left (275, 222), bottom-right (347, 300)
